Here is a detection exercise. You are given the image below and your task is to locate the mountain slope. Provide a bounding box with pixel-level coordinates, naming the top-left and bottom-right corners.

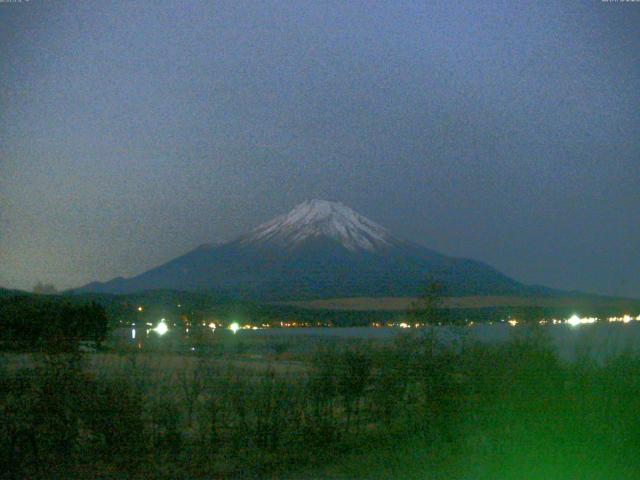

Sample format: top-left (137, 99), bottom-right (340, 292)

top-left (75, 200), bottom-right (547, 300)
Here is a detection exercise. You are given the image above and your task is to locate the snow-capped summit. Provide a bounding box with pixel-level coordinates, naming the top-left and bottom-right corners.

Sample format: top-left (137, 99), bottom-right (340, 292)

top-left (75, 199), bottom-right (530, 299)
top-left (239, 199), bottom-right (396, 252)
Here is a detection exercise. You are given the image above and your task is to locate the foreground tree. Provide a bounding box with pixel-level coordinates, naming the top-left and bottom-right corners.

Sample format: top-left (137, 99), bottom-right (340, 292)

top-left (85, 301), bottom-right (109, 349)
top-left (32, 282), bottom-right (58, 295)
top-left (0, 297), bottom-right (109, 351)
top-left (408, 279), bottom-right (452, 326)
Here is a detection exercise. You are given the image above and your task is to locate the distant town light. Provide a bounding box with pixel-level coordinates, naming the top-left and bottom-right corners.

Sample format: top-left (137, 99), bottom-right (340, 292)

top-left (567, 314), bottom-right (597, 327)
top-left (137, 306), bottom-right (143, 312)
top-left (608, 315), bottom-right (636, 323)
top-left (154, 319), bottom-right (169, 336)
top-left (229, 322), bottom-right (240, 334)
top-left (131, 328), bottom-right (136, 339)
top-left (567, 315), bottom-right (581, 327)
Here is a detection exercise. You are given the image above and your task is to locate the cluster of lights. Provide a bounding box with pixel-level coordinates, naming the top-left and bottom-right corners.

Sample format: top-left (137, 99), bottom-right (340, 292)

top-left (386, 322), bottom-right (429, 329)
top-left (538, 319), bottom-right (566, 326)
top-left (278, 321), bottom-right (311, 327)
top-left (128, 311), bottom-right (640, 341)
top-left (608, 314), bottom-right (640, 324)
top-left (504, 314), bottom-right (640, 327)
top-left (566, 315), bottom-right (597, 327)
top-left (153, 319), bottom-right (169, 335)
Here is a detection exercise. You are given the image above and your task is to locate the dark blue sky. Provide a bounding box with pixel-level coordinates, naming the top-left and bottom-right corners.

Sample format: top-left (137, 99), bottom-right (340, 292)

top-left (1, 1), bottom-right (639, 297)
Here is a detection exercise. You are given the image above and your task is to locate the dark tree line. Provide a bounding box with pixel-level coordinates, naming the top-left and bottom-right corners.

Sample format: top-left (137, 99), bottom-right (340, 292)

top-left (0, 296), bottom-right (108, 351)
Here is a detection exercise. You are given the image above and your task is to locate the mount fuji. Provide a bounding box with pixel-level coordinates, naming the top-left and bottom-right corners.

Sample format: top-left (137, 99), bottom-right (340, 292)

top-left (76, 200), bottom-right (546, 300)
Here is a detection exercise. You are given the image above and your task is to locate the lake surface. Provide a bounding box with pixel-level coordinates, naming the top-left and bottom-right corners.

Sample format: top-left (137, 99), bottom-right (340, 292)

top-left (234, 323), bottom-right (640, 361)
top-left (116, 323), bottom-right (640, 362)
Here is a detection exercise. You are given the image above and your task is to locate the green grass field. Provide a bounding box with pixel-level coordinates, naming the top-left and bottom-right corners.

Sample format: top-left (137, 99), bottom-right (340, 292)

top-left (4, 329), bottom-right (640, 479)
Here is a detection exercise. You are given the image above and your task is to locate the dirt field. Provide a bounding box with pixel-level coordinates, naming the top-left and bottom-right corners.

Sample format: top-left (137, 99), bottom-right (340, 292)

top-left (1, 351), bottom-right (308, 377)
top-left (279, 295), bottom-right (640, 311)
